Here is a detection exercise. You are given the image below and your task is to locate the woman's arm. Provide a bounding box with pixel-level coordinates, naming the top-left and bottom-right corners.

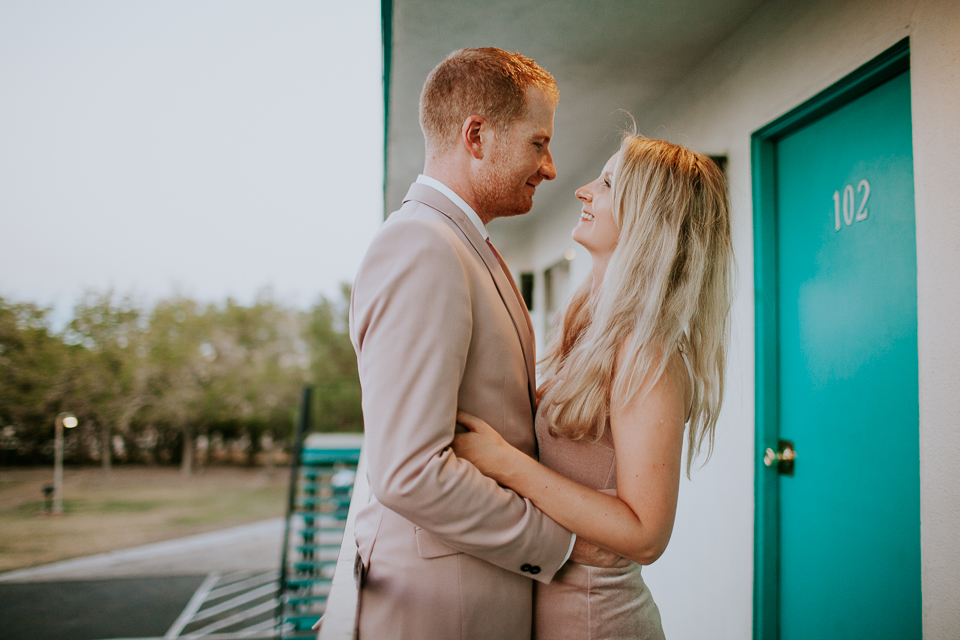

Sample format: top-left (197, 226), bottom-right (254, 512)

top-left (453, 348), bottom-right (688, 565)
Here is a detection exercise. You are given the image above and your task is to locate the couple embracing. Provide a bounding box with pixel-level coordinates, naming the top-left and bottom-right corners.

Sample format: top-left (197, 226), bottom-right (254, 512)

top-left (348, 47), bottom-right (732, 640)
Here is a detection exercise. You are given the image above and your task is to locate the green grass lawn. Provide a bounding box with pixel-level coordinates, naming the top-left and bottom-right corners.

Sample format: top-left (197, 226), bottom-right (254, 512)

top-left (0, 465), bottom-right (288, 572)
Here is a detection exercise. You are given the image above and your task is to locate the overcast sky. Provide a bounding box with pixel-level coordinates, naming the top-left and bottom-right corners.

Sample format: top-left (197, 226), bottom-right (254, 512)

top-left (0, 1), bottom-right (383, 325)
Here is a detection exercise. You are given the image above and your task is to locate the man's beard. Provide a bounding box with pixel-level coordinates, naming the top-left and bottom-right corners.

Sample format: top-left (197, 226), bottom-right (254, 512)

top-left (473, 154), bottom-right (533, 221)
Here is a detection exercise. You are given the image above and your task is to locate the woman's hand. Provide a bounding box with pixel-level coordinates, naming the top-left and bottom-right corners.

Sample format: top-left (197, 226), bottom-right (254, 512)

top-left (452, 411), bottom-right (514, 480)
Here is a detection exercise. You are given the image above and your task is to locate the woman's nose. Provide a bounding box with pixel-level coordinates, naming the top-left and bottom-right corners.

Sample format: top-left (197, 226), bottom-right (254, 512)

top-left (576, 185), bottom-right (591, 202)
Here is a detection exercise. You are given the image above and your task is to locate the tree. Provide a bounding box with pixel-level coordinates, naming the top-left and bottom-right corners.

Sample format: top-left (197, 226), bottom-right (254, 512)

top-left (144, 297), bottom-right (212, 475)
top-left (64, 291), bottom-right (152, 472)
top-left (0, 298), bottom-right (71, 463)
top-left (305, 285), bottom-right (362, 433)
top-left (1, 286), bottom-right (363, 469)
top-left (193, 293), bottom-right (307, 465)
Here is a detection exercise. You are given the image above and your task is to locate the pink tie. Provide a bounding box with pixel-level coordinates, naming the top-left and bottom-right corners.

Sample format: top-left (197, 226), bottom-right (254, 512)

top-left (485, 238), bottom-right (509, 273)
top-left (486, 238), bottom-right (528, 313)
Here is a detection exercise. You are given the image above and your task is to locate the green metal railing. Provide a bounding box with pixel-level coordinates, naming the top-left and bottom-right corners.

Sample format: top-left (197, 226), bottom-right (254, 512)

top-left (276, 387), bottom-right (362, 638)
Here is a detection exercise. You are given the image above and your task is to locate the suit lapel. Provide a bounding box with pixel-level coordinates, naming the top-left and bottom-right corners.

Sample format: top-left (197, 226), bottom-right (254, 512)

top-left (403, 184), bottom-right (538, 410)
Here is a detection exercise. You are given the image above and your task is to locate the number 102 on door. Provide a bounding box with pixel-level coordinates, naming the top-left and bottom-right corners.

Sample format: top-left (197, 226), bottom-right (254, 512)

top-left (833, 179), bottom-right (870, 231)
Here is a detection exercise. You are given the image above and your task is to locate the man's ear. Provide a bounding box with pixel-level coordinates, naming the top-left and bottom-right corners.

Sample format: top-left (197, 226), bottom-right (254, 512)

top-left (460, 115), bottom-right (486, 160)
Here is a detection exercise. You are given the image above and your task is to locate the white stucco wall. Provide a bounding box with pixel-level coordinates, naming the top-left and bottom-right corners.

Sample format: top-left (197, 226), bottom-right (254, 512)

top-left (502, 0), bottom-right (960, 637)
top-left (911, 1), bottom-right (960, 636)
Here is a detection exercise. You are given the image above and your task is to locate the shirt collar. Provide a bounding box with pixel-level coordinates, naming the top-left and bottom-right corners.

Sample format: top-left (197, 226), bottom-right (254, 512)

top-left (416, 174), bottom-right (488, 240)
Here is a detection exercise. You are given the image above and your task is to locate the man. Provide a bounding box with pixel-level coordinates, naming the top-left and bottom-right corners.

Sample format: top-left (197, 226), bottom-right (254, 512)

top-left (349, 48), bottom-right (606, 639)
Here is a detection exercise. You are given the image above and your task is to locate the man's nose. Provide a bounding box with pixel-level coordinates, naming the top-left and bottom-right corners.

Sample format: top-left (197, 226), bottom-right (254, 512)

top-left (540, 150), bottom-right (557, 181)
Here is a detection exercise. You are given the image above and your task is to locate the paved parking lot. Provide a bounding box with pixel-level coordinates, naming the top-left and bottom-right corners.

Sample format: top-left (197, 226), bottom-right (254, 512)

top-left (0, 574), bottom-right (206, 640)
top-left (0, 518), bottom-right (285, 640)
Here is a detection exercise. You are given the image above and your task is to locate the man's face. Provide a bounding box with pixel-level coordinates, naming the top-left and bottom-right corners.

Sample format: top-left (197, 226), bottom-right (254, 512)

top-left (474, 87), bottom-right (557, 220)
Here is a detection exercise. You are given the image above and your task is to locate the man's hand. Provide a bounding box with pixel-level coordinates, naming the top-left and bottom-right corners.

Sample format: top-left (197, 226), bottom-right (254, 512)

top-left (569, 536), bottom-right (628, 568)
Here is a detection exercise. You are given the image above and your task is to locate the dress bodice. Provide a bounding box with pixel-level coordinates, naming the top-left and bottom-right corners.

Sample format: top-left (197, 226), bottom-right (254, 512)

top-left (532, 403), bottom-right (665, 640)
top-left (535, 406), bottom-right (618, 493)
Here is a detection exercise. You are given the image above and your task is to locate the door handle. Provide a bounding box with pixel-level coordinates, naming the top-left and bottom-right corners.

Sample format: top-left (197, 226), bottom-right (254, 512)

top-left (764, 440), bottom-right (796, 476)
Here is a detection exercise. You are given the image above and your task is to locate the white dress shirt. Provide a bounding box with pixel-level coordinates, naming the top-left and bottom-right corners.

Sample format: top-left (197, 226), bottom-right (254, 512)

top-left (416, 174), bottom-right (488, 240)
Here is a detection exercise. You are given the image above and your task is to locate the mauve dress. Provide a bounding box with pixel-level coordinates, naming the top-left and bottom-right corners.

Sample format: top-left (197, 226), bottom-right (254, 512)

top-left (533, 409), bottom-right (666, 640)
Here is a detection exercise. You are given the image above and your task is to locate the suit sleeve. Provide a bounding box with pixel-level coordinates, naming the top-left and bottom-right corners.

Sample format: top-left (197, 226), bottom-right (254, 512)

top-left (349, 217), bottom-right (571, 582)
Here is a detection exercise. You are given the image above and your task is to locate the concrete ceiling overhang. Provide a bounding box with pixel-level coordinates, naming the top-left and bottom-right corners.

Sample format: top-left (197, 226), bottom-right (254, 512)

top-left (384, 0), bottom-right (766, 237)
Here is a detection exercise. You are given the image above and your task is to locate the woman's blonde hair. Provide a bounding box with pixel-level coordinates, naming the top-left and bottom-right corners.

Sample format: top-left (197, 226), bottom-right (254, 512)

top-left (539, 135), bottom-right (733, 474)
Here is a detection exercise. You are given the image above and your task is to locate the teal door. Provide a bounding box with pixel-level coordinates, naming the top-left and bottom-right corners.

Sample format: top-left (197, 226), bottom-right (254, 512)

top-left (770, 69), bottom-right (920, 638)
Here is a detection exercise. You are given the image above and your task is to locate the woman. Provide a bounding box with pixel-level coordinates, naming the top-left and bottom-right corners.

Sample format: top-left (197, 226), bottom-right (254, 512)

top-left (453, 135), bottom-right (733, 639)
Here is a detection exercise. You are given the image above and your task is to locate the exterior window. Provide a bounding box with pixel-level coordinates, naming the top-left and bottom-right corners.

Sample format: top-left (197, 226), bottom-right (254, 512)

top-left (709, 155), bottom-right (728, 178)
top-left (544, 259), bottom-right (570, 331)
top-left (520, 272), bottom-right (534, 311)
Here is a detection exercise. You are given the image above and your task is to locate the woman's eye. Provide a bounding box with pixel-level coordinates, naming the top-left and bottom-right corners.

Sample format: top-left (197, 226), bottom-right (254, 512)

top-left (603, 179), bottom-right (611, 188)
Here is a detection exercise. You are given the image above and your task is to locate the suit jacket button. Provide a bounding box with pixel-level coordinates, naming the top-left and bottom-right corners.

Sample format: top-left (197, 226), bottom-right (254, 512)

top-left (520, 564), bottom-right (532, 573)
top-left (529, 566), bottom-right (541, 575)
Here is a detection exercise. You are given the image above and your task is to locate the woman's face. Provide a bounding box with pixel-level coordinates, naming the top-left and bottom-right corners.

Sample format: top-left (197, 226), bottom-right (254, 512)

top-left (572, 153), bottom-right (619, 259)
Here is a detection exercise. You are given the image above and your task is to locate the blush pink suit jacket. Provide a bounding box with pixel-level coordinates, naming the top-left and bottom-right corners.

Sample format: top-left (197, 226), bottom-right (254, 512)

top-left (348, 183), bottom-right (572, 639)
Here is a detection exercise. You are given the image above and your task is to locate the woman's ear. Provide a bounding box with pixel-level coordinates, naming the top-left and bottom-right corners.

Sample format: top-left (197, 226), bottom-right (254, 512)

top-left (460, 115), bottom-right (485, 160)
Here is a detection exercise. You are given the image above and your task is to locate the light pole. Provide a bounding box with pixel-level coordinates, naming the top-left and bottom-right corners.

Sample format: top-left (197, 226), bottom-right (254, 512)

top-left (53, 412), bottom-right (78, 514)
